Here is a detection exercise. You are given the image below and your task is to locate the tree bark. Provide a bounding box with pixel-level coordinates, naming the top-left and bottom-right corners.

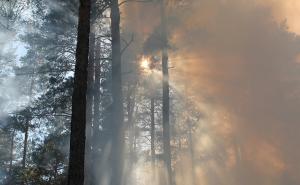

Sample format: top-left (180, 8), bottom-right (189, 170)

top-left (110, 0), bottom-right (124, 184)
top-left (67, 0), bottom-right (91, 184)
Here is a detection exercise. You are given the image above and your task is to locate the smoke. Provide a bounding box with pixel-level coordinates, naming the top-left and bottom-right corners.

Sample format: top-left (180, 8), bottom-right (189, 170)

top-left (0, 0), bottom-right (30, 124)
top-left (172, 0), bottom-right (300, 184)
top-left (258, 0), bottom-right (300, 35)
top-left (121, 0), bottom-right (300, 184)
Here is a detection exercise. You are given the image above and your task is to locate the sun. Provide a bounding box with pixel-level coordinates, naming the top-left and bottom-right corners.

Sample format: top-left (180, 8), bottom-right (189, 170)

top-left (141, 57), bottom-right (150, 69)
top-left (140, 56), bottom-right (151, 71)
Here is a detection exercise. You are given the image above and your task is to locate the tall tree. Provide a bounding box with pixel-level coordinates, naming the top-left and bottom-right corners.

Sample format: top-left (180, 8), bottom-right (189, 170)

top-left (85, 1), bottom-right (96, 183)
top-left (67, 0), bottom-right (91, 184)
top-left (110, 0), bottom-right (124, 184)
top-left (161, 0), bottom-right (173, 184)
top-left (187, 118), bottom-right (196, 185)
top-left (22, 74), bottom-right (34, 170)
top-left (150, 96), bottom-right (155, 169)
top-left (149, 72), bottom-right (156, 173)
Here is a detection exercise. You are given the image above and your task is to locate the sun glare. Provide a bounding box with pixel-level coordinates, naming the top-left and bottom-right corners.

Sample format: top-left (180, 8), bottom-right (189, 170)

top-left (140, 56), bottom-right (151, 70)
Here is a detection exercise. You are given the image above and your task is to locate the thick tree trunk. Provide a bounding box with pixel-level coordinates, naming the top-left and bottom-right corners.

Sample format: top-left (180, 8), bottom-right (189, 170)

top-left (110, 0), bottom-right (124, 184)
top-left (86, 30), bottom-right (95, 146)
top-left (67, 0), bottom-right (91, 184)
top-left (85, 18), bottom-right (95, 185)
top-left (161, 0), bottom-right (173, 184)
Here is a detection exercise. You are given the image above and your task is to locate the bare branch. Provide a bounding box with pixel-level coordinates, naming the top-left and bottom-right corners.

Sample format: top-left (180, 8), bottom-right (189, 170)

top-left (121, 33), bottom-right (134, 55)
top-left (119, 0), bottom-right (153, 7)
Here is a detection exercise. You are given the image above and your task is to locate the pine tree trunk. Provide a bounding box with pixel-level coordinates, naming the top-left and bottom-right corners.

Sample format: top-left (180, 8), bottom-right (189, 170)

top-left (93, 40), bottom-right (101, 143)
top-left (22, 74), bottom-right (34, 170)
top-left (67, 0), bottom-right (91, 184)
top-left (9, 129), bottom-right (15, 174)
top-left (22, 122), bottom-right (29, 169)
top-left (91, 40), bottom-right (101, 185)
top-left (127, 91), bottom-right (133, 156)
top-left (110, 0), bottom-right (124, 184)
top-left (150, 97), bottom-right (155, 169)
top-left (85, 18), bottom-right (95, 185)
top-left (162, 49), bottom-right (172, 185)
top-left (161, 0), bottom-right (173, 184)
top-left (86, 30), bottom-right (95, 145)
top-left (125, 84), bottom-right (136, 185)
top-left (188, 121), bottom-right (196, 185)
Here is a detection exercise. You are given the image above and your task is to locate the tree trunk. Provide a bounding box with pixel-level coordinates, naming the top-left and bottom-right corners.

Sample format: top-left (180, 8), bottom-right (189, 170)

top-left (22, 122), bottom-right (29, 169)
top-left (110, 0), bottom-right (124, 184)
top-left (85, 15), bottom-right (95, 185)
top-left (22, 74), bottom-right (34, 170)
top-left (188, 121), bottom-right (196, 185)
top-left (161, 0), bottom-right (173, 184)
top-left (127, 84), bottom-right (136, 161)
top-left (93, 40), bottom-right (101, 146)
top-left (9, 129), bottom-right (15, 173)
top-left (67, 0), bottom-right (91, 184)
top-left (91, 40), bottom-right (101, 185)
top-left (125, 84), bottom-right (136, 185)
top-left (150, 97), bottom-right (155, 169)
top-left (86, 28), bottom-right (95, 148)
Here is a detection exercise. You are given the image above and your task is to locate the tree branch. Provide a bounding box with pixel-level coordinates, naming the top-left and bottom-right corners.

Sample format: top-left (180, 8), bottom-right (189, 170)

top-left (121, 33), bottom-right (134, 55)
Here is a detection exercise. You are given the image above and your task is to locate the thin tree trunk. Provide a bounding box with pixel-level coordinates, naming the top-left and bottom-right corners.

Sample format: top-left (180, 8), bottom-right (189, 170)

top-left (22, 124), bottom-right (29, 169)
top-left (93, 40), bottom-right (101, 146)
top-left (161, 0), bottom-right (173, 184)
top-left (54, 158), bottom-right (58, 179)
top-left (9, 129), bottom-right (15, 173)
top-left (110, 0), bottom-right (124, 184)
top-left (150, 97), bottom-right (155, 169)
top-left (22, 74), bottom-right (34, 169)
top-left (234, 137), bottom-right (243, 184)
top-left (67, 0), bottom-right (91, 184)
top-left (188, 121), bottom-right (196, 185)
top-left (162, 34), bottom-right (172, 185)
top-left (91, 40), bottom-right (101, 185)
top-left (127, 88), bottom-right (134, 159)
top-left (124, 83), bottom-right (137, 185)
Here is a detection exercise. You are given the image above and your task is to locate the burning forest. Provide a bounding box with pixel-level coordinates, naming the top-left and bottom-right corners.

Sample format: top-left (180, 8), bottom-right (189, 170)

top-left (1, 0), bottom-right (300, 185)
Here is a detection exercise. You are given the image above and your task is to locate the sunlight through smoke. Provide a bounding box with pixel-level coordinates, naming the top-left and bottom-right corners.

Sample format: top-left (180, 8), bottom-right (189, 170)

top-left (140, 56), bottom-right (151, 71)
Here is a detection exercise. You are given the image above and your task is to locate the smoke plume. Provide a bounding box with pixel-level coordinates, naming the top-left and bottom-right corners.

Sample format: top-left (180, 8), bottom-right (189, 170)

top-left (122, 0), bottom-right (300, 184)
